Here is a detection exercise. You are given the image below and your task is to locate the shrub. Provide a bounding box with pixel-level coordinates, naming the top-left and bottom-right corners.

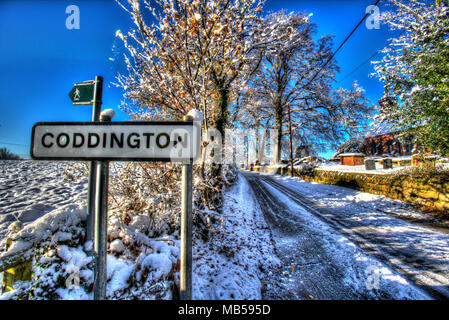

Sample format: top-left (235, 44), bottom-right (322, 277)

top-left (296, 162), bottom-right (318, 178)
top-left (0, 147), bottom-right (20, 160)
top-left (391, 164), bottom-right (449, 182)
top-left (63, 161), bottom-right (238, 242)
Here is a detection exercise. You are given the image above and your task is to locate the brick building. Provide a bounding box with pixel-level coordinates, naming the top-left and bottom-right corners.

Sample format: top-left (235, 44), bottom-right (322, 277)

top-left (361, 96), bottom-right (417, 157)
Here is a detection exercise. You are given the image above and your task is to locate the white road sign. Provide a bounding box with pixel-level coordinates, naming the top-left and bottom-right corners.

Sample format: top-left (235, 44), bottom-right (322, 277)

top-left (31, 121), bottom-right (200, 162)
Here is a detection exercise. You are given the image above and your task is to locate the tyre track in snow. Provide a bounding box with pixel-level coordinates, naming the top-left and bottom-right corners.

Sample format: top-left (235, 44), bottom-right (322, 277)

top-left (243, 172), bottom-right (449, 300)
top-left (244, 172), bottom-right (367, 299)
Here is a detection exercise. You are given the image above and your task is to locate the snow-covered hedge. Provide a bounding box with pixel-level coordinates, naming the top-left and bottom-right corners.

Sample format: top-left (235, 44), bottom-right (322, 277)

top-left (1, 162), bottom-right (261, 300)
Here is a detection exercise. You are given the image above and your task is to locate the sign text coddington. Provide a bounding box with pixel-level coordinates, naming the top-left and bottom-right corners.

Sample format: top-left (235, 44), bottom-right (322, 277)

top-left (31, 122), bottom-right (199, 161)
top-left (41, 131), bottom-right (186, 149)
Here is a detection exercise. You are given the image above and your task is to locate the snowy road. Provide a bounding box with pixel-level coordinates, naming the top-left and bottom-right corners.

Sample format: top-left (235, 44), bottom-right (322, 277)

top-left (242, 171), bottom-right (449, 300)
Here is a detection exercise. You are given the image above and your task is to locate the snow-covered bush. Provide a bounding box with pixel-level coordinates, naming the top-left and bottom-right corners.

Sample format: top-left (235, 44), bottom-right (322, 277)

top-left (108, 162), bottom-right (182, 239)
top-left (63, 161), bottom-right (238, 240)
top-left (391, 163), bottom-right (449, 181)
top-left (0, 203), bottom-right (181, 300)
top-left (0, 204), bottom-right (90, 300)
top-left (296, 162), bottom-right (318, 178)
top-left (335, 139), bottom-right (363, 156)
top-left (32, 239), bottom-right (93, 300)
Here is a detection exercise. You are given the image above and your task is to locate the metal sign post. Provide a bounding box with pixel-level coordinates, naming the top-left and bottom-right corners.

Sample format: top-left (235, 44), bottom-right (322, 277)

top-left (69, 76), bottom-right (103, 243)
top-left (180, 116), bottom-right (193, 300)
top-left (92, 159), bottom-right (108, 300)
top-left (93, 113), bottom-right (110, 300)
top-left (88, 77), bottom-right (103, 244)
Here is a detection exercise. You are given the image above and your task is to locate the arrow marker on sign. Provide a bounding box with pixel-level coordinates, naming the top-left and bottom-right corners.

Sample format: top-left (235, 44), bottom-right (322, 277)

top-left (69, 81), bottom-right (95, 105)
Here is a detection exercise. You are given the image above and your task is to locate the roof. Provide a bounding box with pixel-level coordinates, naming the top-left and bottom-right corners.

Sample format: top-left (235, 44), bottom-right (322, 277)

top-left (339, 153), bottom-right (365, 156)
top-left (364, 115), bottom-right (400, 138)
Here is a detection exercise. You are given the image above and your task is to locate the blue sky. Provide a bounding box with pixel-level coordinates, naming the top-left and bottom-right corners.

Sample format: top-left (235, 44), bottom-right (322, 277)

top-left (0, 0), bottom-right (400, 159)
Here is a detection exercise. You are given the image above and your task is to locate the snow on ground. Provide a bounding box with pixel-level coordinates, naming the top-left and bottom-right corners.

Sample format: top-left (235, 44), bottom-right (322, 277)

top-left (267, 162), bottom-right (407, 175)
top-left (315, 163), bottom-right (405, 175)
top-left (256, 172), bottom-right (449, 296)
top-left (260, 179), bottom-right (431, 299)
top-left (192, 175), bottom-right (280, 299)
top-left (0, 160), bottom-right (88, 239)
top-left (0, 160), bottom-right (181, 299)
top-left (0, 160), bottom-right (278, 300)
top-left (3, 159), bottom-right (444, 300)
top-left (265, 172), bottom-right (441, 222)
top-left (0, 160), bottom-right (88, 291)
top-left (315, 161), bottom-right (449, 175)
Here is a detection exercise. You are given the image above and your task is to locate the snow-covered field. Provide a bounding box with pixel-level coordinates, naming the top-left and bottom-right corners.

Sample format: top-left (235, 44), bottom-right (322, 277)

top-left (271, 160), bottom-right (449, 175)
top-left (0, 160), bottom-right (88, 239)
top-left (316, 163), bottom-right (405, 174)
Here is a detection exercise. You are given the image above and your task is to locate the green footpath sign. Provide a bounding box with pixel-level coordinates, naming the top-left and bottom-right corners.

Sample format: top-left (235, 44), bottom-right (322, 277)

top-left (69, 81), bottom-right (95, 105)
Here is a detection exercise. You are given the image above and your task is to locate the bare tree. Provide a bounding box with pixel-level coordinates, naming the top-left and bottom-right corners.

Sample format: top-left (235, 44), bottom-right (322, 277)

top-left (114, 0), bottom-right (274, 139)
top-left (237, 87), bottom-right (273, 163)
top-left (246, 11), bottom-right (373, 163)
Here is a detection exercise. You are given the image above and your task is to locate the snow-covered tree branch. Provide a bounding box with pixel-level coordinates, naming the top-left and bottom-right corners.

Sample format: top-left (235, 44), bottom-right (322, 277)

top-left (241, 11), bottom-right (373, 163)
top-left (372, 0), bottom-right (449, 154)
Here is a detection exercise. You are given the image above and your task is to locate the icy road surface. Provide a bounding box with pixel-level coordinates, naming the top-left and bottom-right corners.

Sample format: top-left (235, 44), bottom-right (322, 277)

top-left (243, 171), bottom-right (449, 300)
top-left (0, 160), bottom-right (87, 239)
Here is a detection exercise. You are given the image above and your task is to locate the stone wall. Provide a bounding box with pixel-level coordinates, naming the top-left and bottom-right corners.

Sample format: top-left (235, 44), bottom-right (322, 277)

top-left (252, 166), bottom-right (449, 213)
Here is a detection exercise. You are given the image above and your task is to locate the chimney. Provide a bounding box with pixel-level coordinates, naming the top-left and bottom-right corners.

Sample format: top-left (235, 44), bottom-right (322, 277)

top-left (378, 95), bottom-right (397, 114)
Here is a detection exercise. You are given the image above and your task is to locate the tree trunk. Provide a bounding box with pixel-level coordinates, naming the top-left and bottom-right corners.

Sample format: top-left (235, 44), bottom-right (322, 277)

top-left (259, 118), bottom-right (271, 164)
top-left (260, 128), bottom-right (267, 164)
top-left (255, 122), bottom-right (260, 163)
top-left (273, 102), bottom-right (283, 164)
top-left (211, 86), bottom-right (228, 175)
top-left (215, 87), bottom-right (228, 144)
top-left (199, 131), bottom-right (207, 180)
top-left (287, 104), bottom-right (294, 177)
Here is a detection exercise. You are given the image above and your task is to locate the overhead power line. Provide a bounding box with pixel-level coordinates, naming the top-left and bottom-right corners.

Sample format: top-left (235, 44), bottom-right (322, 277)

top-left (338, 29), bottom-right (407, 84)
top-left (302, 0), bottom-right (383, 88)
top-left (338, 50), bottom-right (381, 83)
top-left (0, 141), bottom-right (29, 147)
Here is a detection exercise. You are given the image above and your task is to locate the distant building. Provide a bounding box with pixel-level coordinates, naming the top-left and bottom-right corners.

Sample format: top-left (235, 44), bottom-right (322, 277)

top-left (361, 96), bottom-right (417, 157)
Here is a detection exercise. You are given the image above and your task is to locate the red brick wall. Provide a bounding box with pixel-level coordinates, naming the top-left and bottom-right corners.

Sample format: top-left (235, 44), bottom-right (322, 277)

top-left (361, 132), bottom-right (416, 156)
